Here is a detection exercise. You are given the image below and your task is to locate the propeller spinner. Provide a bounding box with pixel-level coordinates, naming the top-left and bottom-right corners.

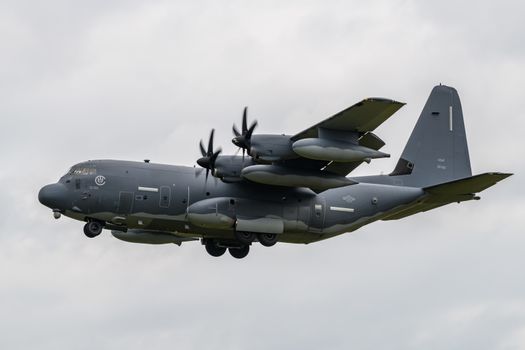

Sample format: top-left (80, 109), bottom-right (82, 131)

top-left (197, 129), bottom-right (222, 181)
top-left (232, 107), bottom-right (257, 158)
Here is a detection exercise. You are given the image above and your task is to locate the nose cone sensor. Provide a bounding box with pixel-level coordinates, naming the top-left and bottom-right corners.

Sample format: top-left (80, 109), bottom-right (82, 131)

top-left (38, 183), bottom-right (68, 210)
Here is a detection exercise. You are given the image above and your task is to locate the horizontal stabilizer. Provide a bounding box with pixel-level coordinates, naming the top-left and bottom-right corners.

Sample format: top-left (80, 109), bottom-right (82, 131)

top-left (381, 172), bottom-right (512, 221)
top-left (424, 172), bottom-right (512, 195)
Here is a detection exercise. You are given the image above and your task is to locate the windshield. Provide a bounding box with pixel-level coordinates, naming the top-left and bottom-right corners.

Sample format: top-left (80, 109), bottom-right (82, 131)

top-left (68, 166), bottom-right (97, 176)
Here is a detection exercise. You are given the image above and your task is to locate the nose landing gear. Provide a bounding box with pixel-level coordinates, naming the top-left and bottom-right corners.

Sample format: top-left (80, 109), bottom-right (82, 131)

top-left (83, 221), bottom-right (104, 238)
top-left (234, 230), bottom-right (255, 245)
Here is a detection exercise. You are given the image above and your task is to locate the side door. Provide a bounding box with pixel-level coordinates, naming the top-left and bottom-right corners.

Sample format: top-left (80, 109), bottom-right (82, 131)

top-left (117, 191), bottom-right (134, 214)
top-left (159, 186), bottom-right (171, 208)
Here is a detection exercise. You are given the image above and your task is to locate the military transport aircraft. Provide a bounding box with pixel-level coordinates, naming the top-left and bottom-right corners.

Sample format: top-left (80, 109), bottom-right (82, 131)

top-left (39, 85), bottom-right (511, 259)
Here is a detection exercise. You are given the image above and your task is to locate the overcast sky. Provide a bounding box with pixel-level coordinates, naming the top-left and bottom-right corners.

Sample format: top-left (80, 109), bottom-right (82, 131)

top-left (1, 0), bottom-right (524, 349)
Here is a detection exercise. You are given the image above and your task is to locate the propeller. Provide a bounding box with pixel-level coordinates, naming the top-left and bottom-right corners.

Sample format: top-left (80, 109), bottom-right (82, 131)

top-left (197, 129), bottom-right (222, 182)
top-left (232, 107), bottom-right (257, 159)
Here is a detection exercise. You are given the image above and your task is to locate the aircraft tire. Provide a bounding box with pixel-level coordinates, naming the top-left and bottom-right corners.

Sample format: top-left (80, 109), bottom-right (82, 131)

top-left (83, 221), bottom-right (103, 238)
top-left (234, 231), bottom-right (255, 245)
top-left (205, 241), bottom-right (227, 257)
top-left (229, 245), bottom-right (250, 259)
top-left (257, 233), bottom-right (278, 247)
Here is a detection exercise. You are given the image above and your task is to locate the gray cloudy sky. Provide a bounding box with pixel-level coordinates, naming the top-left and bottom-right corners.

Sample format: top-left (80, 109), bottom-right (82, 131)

top-left (1, 0), bottom-right (524, 349)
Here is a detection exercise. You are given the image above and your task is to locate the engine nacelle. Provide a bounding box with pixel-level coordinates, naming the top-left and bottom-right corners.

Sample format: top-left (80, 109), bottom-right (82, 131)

top-left (213, 155), bottom-right (255, 182)
top-left (292, 138), bottom-right (390, 162)
top-left (249, 134), bottom-right (297, 162)
top-left (241, 164), bottom-right (355, 190)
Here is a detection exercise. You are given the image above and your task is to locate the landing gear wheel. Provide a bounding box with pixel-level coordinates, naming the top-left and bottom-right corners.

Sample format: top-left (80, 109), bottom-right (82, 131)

top-left (229, 245), bottom-right (250, 259)
top-left (234, 231), bottom-right (255, 245)
top-left (205, 241), bottom-right (227, 257)
top-left (258, 233), bottom-right (278, 247)
top-left (83, 221), bottom-right (103, 238)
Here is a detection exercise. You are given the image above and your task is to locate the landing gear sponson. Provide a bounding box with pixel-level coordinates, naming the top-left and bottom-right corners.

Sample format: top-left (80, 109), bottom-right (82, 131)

top-left (79, 217), bottom-right (274, 259)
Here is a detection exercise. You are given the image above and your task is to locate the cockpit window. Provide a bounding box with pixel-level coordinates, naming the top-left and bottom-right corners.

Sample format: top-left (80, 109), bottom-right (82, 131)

top-left (69, 167), bottom-right (97, 176)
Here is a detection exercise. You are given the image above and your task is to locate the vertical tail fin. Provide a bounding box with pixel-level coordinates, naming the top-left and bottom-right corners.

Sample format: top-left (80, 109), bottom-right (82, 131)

top-left (390, 85), bottom-right (472, 187)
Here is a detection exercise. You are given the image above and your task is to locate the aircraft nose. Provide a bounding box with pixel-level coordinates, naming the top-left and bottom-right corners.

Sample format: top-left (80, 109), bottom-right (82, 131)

top-left (38, 183), bottom-right (68, 210)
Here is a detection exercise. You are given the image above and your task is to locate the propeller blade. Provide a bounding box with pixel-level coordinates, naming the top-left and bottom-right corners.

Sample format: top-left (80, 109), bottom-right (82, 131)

top-left (242, 107), bottom-right (248, 134)
top-left (246, 120), bottom-right (258, 139)
top-left (209, 149), bottom-right (221, 170)
top-left (211, 149), bottom-right (222, 162)
top-left (231, 106), bottom-right (257, 152)
top-left (232, 124), bottom-right (241, 137)
top-left (199, 140), bottom-right (206, 157)
top-left (207, 129), bottom-right (215, 155)
top-left (197, 128), bottom-right (223, 185)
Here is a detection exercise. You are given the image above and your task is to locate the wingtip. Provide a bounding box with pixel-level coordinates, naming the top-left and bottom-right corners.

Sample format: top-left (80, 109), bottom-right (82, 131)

top-left (498, 172), bottom-right (513, 178)
top-left (365, 97), bottom-right (405, 105)
top-left (485, 172), bottom-right (514, 181)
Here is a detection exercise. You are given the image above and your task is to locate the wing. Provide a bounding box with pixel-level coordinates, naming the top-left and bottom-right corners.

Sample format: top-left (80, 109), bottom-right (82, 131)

top-left (225, 98), bottom-right (405, 191)
top-left (291, 98), bottom-right (405, 141)
top-left (290, 98), bottom-right (404, 178)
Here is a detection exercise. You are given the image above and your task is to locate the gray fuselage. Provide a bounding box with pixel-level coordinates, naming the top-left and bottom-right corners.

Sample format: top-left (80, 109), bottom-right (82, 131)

top-left (41, 159), bottom-right (423, 244)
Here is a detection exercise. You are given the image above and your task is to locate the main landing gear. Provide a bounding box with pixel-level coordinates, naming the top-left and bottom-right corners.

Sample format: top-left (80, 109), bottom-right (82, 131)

top-left (229, 245), bottom-right (249, 259)
top-left (204, 239), bottom-right (250, 259)
top-left (234, 231), bottom-right (256, 245)
top-left (83, 221), bottom-right (103, 238)
top-left (257, 233), bottom-right (278, 247)
top-left (203, 232), bottom-right (278, 259)
top-left (205, 240), bottom-right (227, 257)
top-left (235, 231), bottom-right (278, 247)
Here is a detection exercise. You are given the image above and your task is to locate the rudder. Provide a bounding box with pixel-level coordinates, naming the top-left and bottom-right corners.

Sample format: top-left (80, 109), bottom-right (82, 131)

top-left (390, 85), bottom-right (472, 187)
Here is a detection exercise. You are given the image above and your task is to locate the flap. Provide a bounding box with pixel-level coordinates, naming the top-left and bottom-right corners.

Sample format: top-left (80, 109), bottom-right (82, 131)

top-left (359, 132), bottom-right (385, 150)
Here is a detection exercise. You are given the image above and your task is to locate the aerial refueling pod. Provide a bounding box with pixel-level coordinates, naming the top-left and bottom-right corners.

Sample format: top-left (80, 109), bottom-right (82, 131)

top-left (292, 138), bottom-right (390, 162)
